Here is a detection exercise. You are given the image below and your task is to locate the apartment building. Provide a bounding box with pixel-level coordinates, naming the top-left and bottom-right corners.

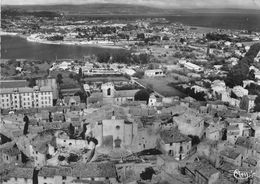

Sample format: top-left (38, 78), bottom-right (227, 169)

top-left (0, 86), bottom-right (53, 110)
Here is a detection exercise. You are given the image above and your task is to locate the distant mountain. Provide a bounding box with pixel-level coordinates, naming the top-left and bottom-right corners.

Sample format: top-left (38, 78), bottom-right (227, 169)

top-left (2, 3), bottom-right (260, 16)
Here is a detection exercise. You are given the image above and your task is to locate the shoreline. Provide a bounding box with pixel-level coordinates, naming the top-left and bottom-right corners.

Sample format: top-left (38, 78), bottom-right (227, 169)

top-left (0, 31), bottom-right (128, 50)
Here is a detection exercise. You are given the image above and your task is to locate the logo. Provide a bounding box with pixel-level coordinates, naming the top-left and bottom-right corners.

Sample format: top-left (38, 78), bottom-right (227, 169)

top-left (232, 169), bottom-right (255, 180)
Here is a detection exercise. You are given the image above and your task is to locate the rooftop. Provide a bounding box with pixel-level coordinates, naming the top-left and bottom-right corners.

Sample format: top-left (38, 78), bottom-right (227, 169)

top-left (220, 147), bottom-right (241, 159)
top-left (7, 167), bottom-right (34, 179)
top-left (235, 136), bottom-right (255, 149)
top-left (72, 162), bottom-right (117, 178)
top-left (160, 128), bottom-right (191, 144)
top-left (115, 89), bottom-right (139, 98)
top-left (186, 159), bottom-right (219, 179)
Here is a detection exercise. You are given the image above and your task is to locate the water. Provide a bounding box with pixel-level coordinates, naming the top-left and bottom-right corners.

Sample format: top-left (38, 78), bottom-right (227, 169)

top-left (1, 35), bottom-right (125, 60)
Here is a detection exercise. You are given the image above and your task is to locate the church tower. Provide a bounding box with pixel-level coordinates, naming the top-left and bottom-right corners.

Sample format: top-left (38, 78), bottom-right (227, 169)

top-left (101, 82), bottom-right (115, 104)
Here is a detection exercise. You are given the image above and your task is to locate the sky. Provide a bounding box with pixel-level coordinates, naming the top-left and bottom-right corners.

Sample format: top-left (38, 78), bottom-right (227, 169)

top-left (2, 0), bottom-right (260, 9)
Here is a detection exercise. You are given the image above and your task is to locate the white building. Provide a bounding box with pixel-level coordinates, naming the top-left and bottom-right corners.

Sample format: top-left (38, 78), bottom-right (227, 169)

top-left (144, 69), bottom-right (165, 77)
top-left (2, 167), bottom-right (34, 184)
top-left (0, 86), bottom-right (53, 110)
top-left (184, 62), bottom-right (203, 72)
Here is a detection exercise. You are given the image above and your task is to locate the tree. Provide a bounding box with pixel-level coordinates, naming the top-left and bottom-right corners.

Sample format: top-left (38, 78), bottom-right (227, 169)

top-left (132, 71), bottom-right (144, 79)
top-left (97, 52), bottom-right (110, 63)
top-left (78, 67), bottom-right (83, 79)
top-left (254, 95), bottom-right (260, 112)
top-left (28, 78), bottom-right (36, 87)
top-left (140, 167), bottom-right (155, 180)
top-left (134, 89), bottom-right (150, 103)
top-left (188, 135), bottom-right (200, 146)
top-left (23, 115), bottom-right (29, 135)
top-left (248, 69), bottom-right (255, 80)
top-left (68, 123), bottom-right (75, 139)
top-left (57, 73), bottom-right (63, 85)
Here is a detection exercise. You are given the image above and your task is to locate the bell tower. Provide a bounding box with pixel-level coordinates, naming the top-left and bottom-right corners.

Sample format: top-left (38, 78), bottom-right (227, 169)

top-left (101, 82), bottom-right (115, 104)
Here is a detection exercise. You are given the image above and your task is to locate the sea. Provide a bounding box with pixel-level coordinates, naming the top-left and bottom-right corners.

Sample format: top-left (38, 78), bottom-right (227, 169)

top-left (1, 13), bottom-right (260, 60)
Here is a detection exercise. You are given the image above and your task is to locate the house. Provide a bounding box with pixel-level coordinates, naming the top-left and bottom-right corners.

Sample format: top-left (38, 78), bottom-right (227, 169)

top-left (240, 95), bottom-right (257, 112)
top-left (148, 93), bottom-right (163, 107)
top-left (101, 82), bottom-right (139, 105)
top-left (219, 147), bottom-right (242, 166)
top-left (184, 62), bottom-right (203, 72)
top-left (38, 162), bottom-right (118, 184)
top-left (235, 136), bottom-right (256, 159)
top-left (173, 112), bottom-right (204, 138)
top-left (1, 143), bottom-right (21, 164)
top-left (64, 96), bottom-right (81, 106)
top-left (2, 167), bottom-right (34, 184)
top-left (0, 86), bottom-right (53, 110)
top-left (159, 128), bottom-right (192, 160)
top-left (205, 125), bottom-right (221, 141)
top-left (226, 125), bottom-right (240, 144)
top-left (144, 69), bottom-right (165, 77)
top-left (185, 159), bottom-right (220, 184)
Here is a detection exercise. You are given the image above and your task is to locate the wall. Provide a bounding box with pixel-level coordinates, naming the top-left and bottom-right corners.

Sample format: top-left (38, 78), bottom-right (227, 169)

top-left (3, 178), bottom-right (33, 184)
top-left (38, 176), bottom-right (55, 184)
top-left (56, 138), bottom-right (93, 151)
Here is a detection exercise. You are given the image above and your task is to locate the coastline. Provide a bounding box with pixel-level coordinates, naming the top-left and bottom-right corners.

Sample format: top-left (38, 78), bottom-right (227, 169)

top-left (0, 31), bottom-right (127, 50)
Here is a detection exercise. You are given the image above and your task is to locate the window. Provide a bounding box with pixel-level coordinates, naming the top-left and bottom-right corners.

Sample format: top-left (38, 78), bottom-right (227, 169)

top-left (62, 176), bottom-right (66, 180)
top-left (170, 143), bottom-right (172, 146)
top-left (116, 125), bottom-right (120, 130)
top-left (107, 88), bottom-right (111, 96)
top-left (15, 177), bottom-right (17, 181)
top-left (44, 176), bottom-right (47, 179)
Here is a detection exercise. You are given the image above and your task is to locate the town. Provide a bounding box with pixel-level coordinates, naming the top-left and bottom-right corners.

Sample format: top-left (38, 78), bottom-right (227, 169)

top-left (1, 3), bottom-right (260, 184)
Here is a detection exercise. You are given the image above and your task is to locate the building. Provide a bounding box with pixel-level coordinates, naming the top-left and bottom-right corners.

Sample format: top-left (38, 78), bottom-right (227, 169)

top-left (144, 69), bottom-right (165, 77)
top-left (173, 112), bottom-right (204, 138)
top-left (205, 125), bottom-right (221, 141)
top-left (226, 125), bottom-right (240, 144)
top-left (235, 136), bottom-right (256, 159)
top-left (184, 62), bottom-right (203, 72)
top-left (0, 143), bottom-right (21, 164)
top-left (219, 147), bottom-right (242, 166)
top-left (101, 82), bottom-right (139, 105)
top-left (0, 86), bottom-right (53, 110)
top-left (148, 93), bottom-right (163, 107)
top-left (185, 160), bottom-right (220, 184)
top-left (36, 78), bottom-right (58, 100)
top-left (63, 96), bottom-right (81, 106)
top-left (2, 167), bottom-right (34, 184)
top-left (38, 162), bottom-right (118, 184)
top-left (159, 128), bottom-right (192, 160)
top-left (92, 116), bottom-right (136, 148)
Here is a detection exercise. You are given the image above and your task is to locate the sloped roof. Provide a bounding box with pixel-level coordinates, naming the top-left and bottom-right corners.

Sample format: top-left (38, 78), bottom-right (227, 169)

top-left (160, 128), bottom-right (191, 144)
top-left (72, 162), bottom-right (117, 178)
top-left (7, 167), bottom-right (34, 179)
top-left (115, 89), bottom-right (139, 98)
top-left (235, 136), bottom-right (255, 149)
top-left (220, 147), bottom-right (241, 159)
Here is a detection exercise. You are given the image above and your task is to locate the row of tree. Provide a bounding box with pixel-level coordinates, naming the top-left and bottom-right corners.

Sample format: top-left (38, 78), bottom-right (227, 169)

top-left (96, 52), bottom-right (150, 64)
top-left (225, 43), bottom-right (260, 88)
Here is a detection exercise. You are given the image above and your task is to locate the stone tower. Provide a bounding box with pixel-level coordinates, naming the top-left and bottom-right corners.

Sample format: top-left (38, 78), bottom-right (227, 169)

top-left (101, 82), bottom-right (115, 104)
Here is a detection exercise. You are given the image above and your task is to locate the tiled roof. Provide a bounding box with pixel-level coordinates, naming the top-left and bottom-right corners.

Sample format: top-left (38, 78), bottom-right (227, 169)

top-left (220, 147), bottom-right (241, 159)
top-left (38, 166), bottom-right (58, 177)
top-left (115, 89), bottom-right (139, 98)
top-left (1, 144), bottom-right (20, 156)
top-left (72, 162), bottom-right (117, 178)
top-left (39, 162), bottom-right (117, 179)
top-left (235, 136), bottom-right (255, 149)
top-left (186, 160), bottom-right (219, 179)
top-left (7, 167), bottom-right (34, 179)
top-left (160, 128), bottom-right (191, 144)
